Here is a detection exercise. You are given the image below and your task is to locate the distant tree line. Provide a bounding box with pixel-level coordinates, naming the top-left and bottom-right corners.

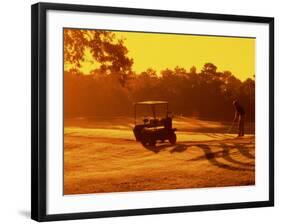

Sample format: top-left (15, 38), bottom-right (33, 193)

top-left (64, 29), bottom-right (255, 121)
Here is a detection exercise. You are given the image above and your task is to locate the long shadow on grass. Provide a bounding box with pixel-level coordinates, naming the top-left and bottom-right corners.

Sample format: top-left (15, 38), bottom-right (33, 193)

top-left (169, 142), bottom-right (254, 171)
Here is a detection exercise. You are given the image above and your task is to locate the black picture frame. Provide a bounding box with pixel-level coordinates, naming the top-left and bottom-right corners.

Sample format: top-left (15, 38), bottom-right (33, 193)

top-left (31, 2), bottom-right (274, 222)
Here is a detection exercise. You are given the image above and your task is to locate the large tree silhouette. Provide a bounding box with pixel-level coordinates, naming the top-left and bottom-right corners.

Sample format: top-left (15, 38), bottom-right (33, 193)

top-left (64, 29), bottom-right (133, 86)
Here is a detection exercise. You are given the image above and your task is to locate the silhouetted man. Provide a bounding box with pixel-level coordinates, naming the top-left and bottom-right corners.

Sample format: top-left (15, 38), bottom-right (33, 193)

top-left (233, 100), bottom-right (245, 137)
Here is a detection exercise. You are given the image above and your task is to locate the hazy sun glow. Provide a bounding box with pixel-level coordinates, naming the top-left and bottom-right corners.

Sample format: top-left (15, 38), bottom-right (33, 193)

top-left (78, 31), bottom-right (255, 81)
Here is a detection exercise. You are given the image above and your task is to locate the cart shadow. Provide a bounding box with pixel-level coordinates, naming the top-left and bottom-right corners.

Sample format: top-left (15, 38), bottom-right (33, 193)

top-left (143, 143), bottom-right (174, 153)
top-left (169, 142), bottom-right (255, 171)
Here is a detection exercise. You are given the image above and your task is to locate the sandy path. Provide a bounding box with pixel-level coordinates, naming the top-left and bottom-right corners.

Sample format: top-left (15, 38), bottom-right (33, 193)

top-left (64, 126), bottom-right (255, 195)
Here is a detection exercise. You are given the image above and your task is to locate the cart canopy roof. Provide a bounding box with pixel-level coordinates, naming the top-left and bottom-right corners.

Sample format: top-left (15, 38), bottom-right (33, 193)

top-left (135, 101), bottom-right (168, 105)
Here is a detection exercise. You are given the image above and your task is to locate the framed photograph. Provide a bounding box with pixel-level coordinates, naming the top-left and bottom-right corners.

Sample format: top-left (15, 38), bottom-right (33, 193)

top-left (31, 2), bottom-right (274, 222)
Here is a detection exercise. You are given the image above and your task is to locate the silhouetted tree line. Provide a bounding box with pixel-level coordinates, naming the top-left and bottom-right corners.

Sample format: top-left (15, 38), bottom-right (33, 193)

top-left (64, 29), bottom-right (255, 121)
top-left (64, 65), bottom-right (255, 121)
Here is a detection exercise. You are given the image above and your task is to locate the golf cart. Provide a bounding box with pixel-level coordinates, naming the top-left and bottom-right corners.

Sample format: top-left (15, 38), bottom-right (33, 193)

top-left (133, 101), bottom-right (177, 146)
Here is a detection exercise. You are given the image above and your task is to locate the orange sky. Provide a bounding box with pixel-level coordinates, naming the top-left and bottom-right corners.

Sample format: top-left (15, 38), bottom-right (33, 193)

top-left (69, 30), bottom-right (255, 81)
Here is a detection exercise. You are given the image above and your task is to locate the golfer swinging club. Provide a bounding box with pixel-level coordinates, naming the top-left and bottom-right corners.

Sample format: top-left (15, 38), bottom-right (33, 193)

top-left (232, 99), bottom-right (245, 137)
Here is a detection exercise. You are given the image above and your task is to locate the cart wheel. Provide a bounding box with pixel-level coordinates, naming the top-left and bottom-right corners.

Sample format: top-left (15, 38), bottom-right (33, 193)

top-left (149, 139), bottom-right (156, 147)
top-left (169, 133), bottom-right (177, 145)
top-left (141, 140), bottom-right (147, 146)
